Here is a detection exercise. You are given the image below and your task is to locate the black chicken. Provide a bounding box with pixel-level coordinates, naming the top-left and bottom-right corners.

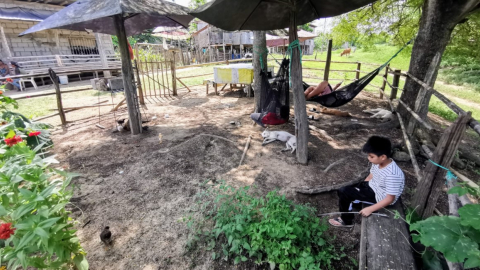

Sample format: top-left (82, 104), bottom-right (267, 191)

top-left (100, 226), bottom-right (112, 245)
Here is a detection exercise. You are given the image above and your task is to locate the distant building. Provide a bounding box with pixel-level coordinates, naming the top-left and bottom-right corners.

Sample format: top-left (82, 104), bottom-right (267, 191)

top-left (0, 0), bottom-right (115, 75)
top-left (266, 30), bottom-right (317, 55)
top-left (191, 22), bottom-right (254, 62)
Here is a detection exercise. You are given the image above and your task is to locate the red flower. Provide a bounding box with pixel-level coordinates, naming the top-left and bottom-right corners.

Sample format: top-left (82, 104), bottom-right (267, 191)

top-left (28, 131), bottom-right (41, 137)
top-left (4, 135), bottom-right (22, 146)
top-left (0, 223), bottom-right (15, 240)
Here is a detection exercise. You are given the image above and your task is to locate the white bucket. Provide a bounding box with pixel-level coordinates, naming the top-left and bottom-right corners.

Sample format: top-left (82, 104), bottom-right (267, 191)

top-left (59, 76), bottom-right (68, 85)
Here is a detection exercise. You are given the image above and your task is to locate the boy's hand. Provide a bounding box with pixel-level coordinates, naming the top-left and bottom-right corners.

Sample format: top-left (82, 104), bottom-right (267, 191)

top-left (359, 207), bottom-right (374, 217)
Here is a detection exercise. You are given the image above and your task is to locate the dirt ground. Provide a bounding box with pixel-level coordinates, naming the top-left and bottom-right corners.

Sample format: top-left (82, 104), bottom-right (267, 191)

top-left (47, 86), bottom-right (479, 270)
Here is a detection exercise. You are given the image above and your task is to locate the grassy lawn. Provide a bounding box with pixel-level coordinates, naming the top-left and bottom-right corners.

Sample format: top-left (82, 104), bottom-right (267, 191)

top-left (13, 90), bottom-right (114, 119)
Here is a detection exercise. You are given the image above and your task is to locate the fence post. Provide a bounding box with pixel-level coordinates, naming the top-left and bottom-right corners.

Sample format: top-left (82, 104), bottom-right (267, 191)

top-left (134, 43), bottom-right (145, 105)
top-left (171, 56), bottom-right (177, 96)
top-left (355, 62), bottom-right (361, 80)
top-left (380, 64), bottom-right (389, 99)
top-left (55, 55), bottom-right (64, 67)
top-left (133, 60), bottom-right (145, 105)
top-left (323, 39), bottom-right (332, 81)
top-left (391, 69), bottom-right (401, 100)
top-left (48, 69), bottom-right (66, 126)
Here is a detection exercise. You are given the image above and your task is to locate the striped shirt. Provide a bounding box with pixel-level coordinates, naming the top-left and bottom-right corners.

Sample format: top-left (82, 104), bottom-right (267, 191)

top-left (368, 160), bottom-right (405, 204)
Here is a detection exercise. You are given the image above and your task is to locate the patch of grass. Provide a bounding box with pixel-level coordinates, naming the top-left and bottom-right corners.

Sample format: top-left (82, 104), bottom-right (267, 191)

top-left (13, 90), bottom-right (103, 119)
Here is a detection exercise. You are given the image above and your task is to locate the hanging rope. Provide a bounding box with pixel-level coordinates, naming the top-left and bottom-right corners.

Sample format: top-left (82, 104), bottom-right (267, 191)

top-left (428, 159), bottom-right (458, 184)
top-left (286, 39), bottom-right (302, 87)
top-left (379, 39), bottom-right (413, 70)
top-left (253, 46), bottom-right (269, 71)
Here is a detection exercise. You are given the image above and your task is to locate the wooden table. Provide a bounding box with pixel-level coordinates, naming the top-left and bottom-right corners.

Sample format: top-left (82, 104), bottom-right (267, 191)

top-left (212, 63), bottom-right (254, 96)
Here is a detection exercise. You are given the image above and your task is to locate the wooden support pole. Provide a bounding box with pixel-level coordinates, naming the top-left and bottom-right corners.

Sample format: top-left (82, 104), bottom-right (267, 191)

top-left (380, 64), bottom-right (389, 100)
top-left (134, 59), bottom-right (145, 105)
top-left (113, 14), bottom-right (142, 135)
top-left (171, 58), bottom-right (177, 96)
top-left (355, 62), bottom-right (361, 80)
top-left (391, 69), bottom-right (401, 100)
top-left (290, 11), bottom-right (309, 165)
top-left (323, 39), bottom-right (332, 81)
top-left (412, 112), bottom-right (472, 219)
top-left (48, 69), bottom-right (66, 126)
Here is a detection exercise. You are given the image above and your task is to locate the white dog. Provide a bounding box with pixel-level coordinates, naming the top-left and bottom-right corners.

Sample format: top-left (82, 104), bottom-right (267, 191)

top-left (261, 129), bottom-right (297, 153)
top-left (363, 108), bottom-right (394, 122)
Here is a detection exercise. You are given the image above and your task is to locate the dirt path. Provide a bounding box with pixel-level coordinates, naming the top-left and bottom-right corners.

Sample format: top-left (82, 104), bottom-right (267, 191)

top-left (48, 87), bottom-right (464, 269)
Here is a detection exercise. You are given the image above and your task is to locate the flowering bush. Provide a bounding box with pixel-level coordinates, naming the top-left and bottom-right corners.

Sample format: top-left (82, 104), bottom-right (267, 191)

top-left (0, 92), bottom-right (88, 269)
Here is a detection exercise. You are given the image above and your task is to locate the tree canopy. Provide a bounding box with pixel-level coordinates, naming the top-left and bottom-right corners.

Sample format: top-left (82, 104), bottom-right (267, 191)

top-left (329, 0), bottom-right (480, 62)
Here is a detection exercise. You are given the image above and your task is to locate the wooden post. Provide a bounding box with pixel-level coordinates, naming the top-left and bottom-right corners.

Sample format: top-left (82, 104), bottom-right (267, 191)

top-left (290, 10), bottom-right (309, 165)
top-left (113, 14), bottom-right (142, 135)
top-left (223, 32), bottom-right (226, 61)
top-left (411, 112), bottom-right (472, 218)
top-left (134, 43), bottom-right (145, 105)
top-left (133, 60), bottom-right (145, 105)
top-left (380, 64), bottom-right (389, 99)
top-left (171, 56), bottom-right (177, 96)
top-left (355, 62), bottom-right (361, 80)
top-left (323, 39), bottom-right (332, 81)
top-left (48, 69), bottom-right (66, 126)
top-left (253, 31), bottom-right (267, 112)
top-left (391, 69), bottom-right (401, 100)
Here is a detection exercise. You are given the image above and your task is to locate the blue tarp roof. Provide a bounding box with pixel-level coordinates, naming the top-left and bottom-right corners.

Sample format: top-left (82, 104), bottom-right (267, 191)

top-left (0, 7), bottom-right (54, 22)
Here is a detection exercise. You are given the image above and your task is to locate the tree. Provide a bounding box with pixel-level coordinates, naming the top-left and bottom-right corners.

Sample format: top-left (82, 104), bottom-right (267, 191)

top-left (299, 24), bottom-right (313, 32)
top-left (189, 0), bottom-right (207, 33)
top-left (405, 0), bottom-right (480, 218)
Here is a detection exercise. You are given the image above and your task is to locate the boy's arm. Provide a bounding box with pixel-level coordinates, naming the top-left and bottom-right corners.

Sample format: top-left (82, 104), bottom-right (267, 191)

top-left (364, 173), bottom-right (373, 182)
top-left (359, 195), bottom-right (395, 217)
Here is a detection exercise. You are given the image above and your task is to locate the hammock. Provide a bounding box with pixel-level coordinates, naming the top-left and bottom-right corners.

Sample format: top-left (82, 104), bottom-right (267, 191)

top-left (305, 40), bottom-right (412, 107)
top-left (251, 40), bottom-right (411, 125)
top-left (305, 66), bottom-right (380, 108)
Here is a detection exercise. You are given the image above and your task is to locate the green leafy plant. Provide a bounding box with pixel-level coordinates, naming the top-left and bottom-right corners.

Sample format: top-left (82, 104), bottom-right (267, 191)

top-left (184, 182), bottom-right (341, 270)
top-left (0, 93), bottom-right (88, 269)
top-left (407, 185), bottom-right (480, 269)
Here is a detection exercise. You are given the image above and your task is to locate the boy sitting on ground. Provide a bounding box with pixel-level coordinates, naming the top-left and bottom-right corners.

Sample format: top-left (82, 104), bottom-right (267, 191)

top-left (329, 136), bottom-right (405, 227)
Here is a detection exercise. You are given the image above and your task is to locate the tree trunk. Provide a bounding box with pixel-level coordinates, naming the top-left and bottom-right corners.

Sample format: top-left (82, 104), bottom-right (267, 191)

top-left (253, 31), bottom-right (267, 112)
top-left (399, 0), bottom-right (480, 126)
top-left (113, 14), bottom-right (142, 135)
top-left (289, 11), bottom-right (309, 165)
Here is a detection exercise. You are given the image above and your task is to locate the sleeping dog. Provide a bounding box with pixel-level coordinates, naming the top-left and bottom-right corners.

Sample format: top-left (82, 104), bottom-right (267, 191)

top-left (362, 108), bottom-right (394, 122)
top-left (261, 129), bottom-right (297, 154)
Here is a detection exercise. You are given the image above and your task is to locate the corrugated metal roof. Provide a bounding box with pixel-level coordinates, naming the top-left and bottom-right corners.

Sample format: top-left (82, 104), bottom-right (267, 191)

top-left (0, 7), bottom-right (55, 21)
top-left (15, 0), bottom-right (77, 6)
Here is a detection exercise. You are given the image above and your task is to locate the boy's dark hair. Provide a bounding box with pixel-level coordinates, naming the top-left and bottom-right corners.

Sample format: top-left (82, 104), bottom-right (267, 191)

top-left (362, 136), bottom-right (392, 158)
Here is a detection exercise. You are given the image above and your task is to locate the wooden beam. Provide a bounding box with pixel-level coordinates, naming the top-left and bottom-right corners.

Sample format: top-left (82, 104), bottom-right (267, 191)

top-left (113, 14), bottom-right (142, 135)
top-left (48, 69), bottom-right (66, 125)
top-left (391, 69), bottom-right (401, 100)
top-left (289, 11), bottom-right (309, 165)
top-left (323, 39), bottom-right (332, 81)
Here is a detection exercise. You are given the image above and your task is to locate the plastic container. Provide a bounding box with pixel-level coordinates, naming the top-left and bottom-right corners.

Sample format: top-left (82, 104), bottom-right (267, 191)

top-left (59, 76), bottom-right (68, 85)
